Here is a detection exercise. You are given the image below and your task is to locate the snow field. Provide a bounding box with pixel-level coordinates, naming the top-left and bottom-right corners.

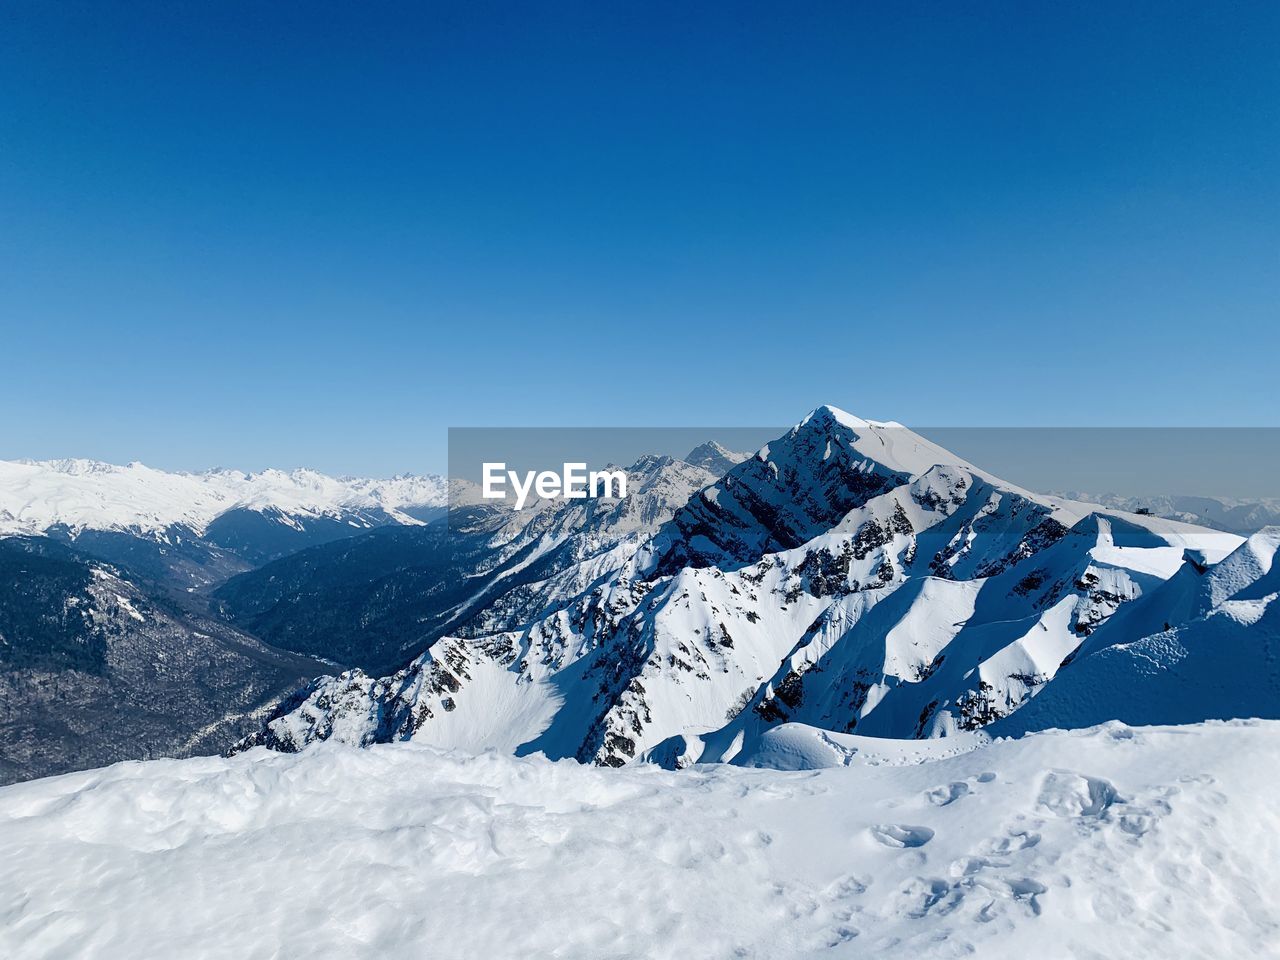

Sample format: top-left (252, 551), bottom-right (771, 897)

top-left (2, 720), bottom-right (1278, 959)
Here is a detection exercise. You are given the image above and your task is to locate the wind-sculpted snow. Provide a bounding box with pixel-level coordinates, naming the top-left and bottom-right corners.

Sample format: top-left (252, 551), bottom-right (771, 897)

top-left (4, 721), bottom-right (1280, 959)
top-left (239, 407), bottom-right (1259, 769)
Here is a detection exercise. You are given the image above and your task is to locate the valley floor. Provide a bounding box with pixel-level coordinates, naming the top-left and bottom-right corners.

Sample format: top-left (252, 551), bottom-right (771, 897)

top-left (2, 721), bottom-right (1278, 959)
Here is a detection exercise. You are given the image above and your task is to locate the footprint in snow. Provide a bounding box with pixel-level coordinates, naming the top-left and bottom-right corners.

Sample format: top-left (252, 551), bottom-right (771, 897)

top-left (870, 823), bottom-right (935, 848)
top-left (894, 877), bottom-right (960, 919)
top-left (982, 829), bottom-right (1041, 854)
top-left (925, 781), bottom-right (970, 806)
top-left (1036, 770), bottom-right (1118, 818)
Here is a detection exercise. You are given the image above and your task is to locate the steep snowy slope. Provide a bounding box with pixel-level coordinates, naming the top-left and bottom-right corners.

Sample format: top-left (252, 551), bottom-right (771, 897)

top-left (641, 407), bottom-right (988, 574)
top-left (609, 493), bottom-right (1229, 767)
top-left (994, 528), bottom-right (1280, 735)
top-left (216, 455), bottom-right (718, 674)
top-left (239, 407), bottom-right (1248, 767)
top-left (3, 721), bottom-right (1279, 960)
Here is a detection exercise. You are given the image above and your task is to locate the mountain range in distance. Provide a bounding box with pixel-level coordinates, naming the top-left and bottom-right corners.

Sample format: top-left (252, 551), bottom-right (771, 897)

top-left (0, 461), bottom-right (447, 782)
top-left (1, 409), bottom-right (1277, 784)
top-left (1053, 491), bottom-right (1280, 536)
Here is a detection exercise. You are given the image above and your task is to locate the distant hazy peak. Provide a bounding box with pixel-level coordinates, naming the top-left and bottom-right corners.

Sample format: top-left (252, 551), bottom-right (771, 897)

top-left (682, 441), bottom-right (748, 477)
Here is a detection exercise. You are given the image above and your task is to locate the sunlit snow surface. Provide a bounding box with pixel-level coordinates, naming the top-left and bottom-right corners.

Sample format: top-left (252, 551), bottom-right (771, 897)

top-left (4, 722), bottom-right (1279, 959)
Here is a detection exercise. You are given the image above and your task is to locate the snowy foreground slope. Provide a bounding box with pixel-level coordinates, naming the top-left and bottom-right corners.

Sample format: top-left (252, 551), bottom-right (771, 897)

top-left (3, 721), bottom-right (1278, 960)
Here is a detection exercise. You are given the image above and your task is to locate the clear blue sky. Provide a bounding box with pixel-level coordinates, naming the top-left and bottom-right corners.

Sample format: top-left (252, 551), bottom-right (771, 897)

top-left (2, 1), bottom-right (1276, 475)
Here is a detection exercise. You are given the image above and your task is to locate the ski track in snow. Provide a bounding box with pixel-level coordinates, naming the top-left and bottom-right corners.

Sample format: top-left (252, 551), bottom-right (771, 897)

top-left (2, 721), bottom-right (1279, 960)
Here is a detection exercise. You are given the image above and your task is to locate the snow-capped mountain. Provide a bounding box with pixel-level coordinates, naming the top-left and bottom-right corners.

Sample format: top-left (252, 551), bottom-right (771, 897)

top-left (235, 406), bottom-right (1265, 769)
top-left (5, 406), bottom-right (1280, 957)
top-left (0, 458), bottom-right (447, 538)
top-left (683, 440), bottom-right (748, 476)
top-left (214, 454), bottom-right (719, 675)
top-left (0, 459), bottom-right (449, 577)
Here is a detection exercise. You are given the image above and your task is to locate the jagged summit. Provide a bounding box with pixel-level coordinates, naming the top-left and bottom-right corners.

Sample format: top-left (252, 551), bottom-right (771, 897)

top-left (787, 405), bottom-right (975, 478)
top-left (643, 407), bottom-right (992, 574)
top-left (797, 403), bottom-right (879, 431)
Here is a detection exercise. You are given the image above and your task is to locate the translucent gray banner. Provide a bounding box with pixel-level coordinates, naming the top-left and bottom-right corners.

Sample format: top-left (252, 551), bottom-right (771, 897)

top-left (447, 423), bottom-right (1279, 535)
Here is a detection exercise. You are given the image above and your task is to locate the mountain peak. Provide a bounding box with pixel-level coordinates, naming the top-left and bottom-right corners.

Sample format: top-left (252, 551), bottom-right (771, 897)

top-left (800, 404), bottom-right (868, 431)
top-left (776, 407), bottom-right (969, 481)
top-left (683, 441), bottom-right (748, 477)
top-left (797, 405), bottom-right (910, 433)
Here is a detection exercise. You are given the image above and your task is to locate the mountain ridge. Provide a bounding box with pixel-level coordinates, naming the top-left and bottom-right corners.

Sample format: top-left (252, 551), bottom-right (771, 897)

top-left (5, 406), bottom-right (1273, 782)
top-left (0, 458), bottom-right (448, 538)
top-left (231, 406), bottom-right (1263, 769)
